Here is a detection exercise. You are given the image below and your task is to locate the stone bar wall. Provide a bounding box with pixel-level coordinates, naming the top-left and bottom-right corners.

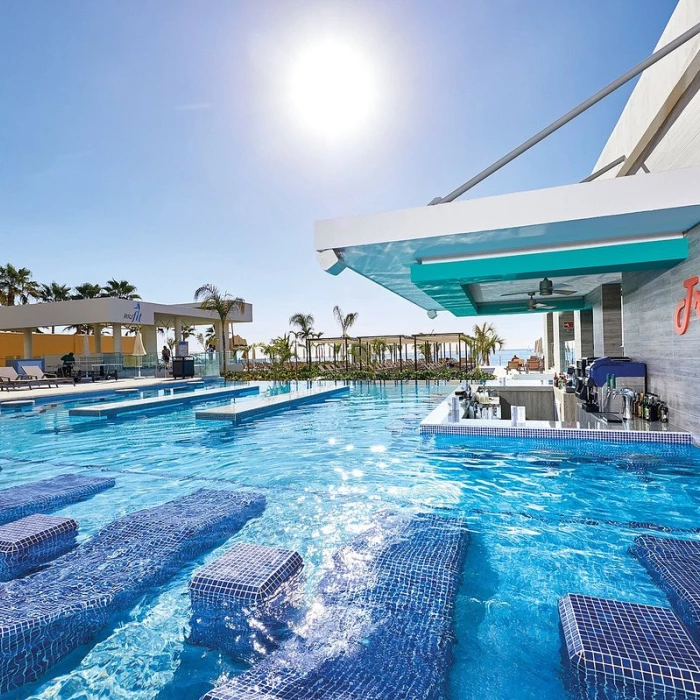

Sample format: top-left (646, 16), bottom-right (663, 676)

top-left (621, 227), bottom-right (700, 440)
top-left (588, 283), bottom-right (624, 357)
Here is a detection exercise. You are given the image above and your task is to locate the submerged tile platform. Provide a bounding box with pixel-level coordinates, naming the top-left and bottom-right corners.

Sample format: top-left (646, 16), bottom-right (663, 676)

top-left (0, 400), bottom-right (34, 410)
top-left (420, 394), bottom-right (693, 444)
top-left (195, 385), bottom-right (349, 423)
top-left (68, 384), bottom-right (260, 417)
top-left (559, 594), bottom-right (700, 699)
top-left (0, 488), bottom-right (266, 693)
top-left (0, 474), bottom-right (115, 525)
top-left (190, 543), bottom-right (304, 659)
top-left (632, 536), bottom-right (700, 636)
top-left (203, 510), bottom-right (468, 700)
top-left (0, 514), bottom-right (78, 581)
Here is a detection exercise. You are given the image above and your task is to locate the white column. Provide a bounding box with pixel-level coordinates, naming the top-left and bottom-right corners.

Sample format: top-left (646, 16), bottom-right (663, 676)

top-left (174, 317), bottom-right (182, 342)
top-left (93, 325), bottom-right (102, 354)
top-left (552, 312), bottom-right (575, 373)
top-left (23, 329), bottom-right (33, 358)
top-left (574, 310), bottom-right (594, 360)
top-left (112, 323), bottom-right (122, 354)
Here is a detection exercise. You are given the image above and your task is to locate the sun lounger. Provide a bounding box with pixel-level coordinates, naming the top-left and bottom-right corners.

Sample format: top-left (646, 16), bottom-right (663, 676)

top-left (0, 367), bottom-right (34, 391)
top-left (203, 510), bottom-right (468, 700)
top-left (20, 365), bottom-right (74, 388)
top-left (0, 488), bottom-right (266, 693)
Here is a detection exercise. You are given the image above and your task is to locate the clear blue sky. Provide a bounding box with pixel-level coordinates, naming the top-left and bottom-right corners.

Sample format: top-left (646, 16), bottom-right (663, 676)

top-left (0, 0), bottom-right (678, 347)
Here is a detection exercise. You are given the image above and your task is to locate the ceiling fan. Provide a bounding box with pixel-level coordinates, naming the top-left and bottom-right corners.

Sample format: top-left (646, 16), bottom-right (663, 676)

top-left (526, 292), bottom-right (555, 312)
top-left (500, 277), bottom-right (576, 298)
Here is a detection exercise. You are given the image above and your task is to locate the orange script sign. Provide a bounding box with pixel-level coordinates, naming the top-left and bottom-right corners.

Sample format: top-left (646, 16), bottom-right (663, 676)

top-left (674, 276), bottom-right (700, 335)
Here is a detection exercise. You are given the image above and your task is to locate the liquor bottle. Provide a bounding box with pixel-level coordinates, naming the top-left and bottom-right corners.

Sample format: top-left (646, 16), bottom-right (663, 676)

top-left (649, 397), bottom-right (659, 422)
top-left (643, 396), bottom-right (650, 421)
top-left (659, 402), bottom-right (669, 424)
top-left (638, 393), bottom-right (645, 418)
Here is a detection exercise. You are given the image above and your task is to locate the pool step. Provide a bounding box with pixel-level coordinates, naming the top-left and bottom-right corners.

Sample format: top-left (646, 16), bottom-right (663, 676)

top-left (559, 593), bottom-right (700, 699)
top-left (0, 400), bottom-right (34, 410)
top-left (0, 474), bottom-right (115, 525)
top-left (195, 385), bottom-right (349, 423)
top-left (202, 510), bottom-right (468, 700)
top-left (189, 543), bottom-right (303, 660)
top-left (68, 384), bottom-right (259, 417)
top-left (632, 535), bottom-right (700, 637)
top-left (0, 514), bottom-right (78, 580)
top-left (0, 488), bottom-right (266, 694)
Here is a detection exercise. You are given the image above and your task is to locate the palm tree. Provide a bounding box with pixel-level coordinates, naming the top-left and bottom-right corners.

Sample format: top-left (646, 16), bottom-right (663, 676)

top-left (69, 283), bottom-right (104, 333)
top-left (471, 322), bottom-right (505, 366)
top-left (72, 282), bottom-right (104, 300)
top-left (371, 338), bottom-right (388, 365)
top-left (194, 284), bottom-right (245, 374)
top-left (37, 282), bottom-right (72, 332)
top-left (264, 334), bottom-right (295, 366)
top-left (289, 313), bottom-right (316, 366)
top-left (0, 264), bottom-right (39, 305)
top-left (333, 306), bottom-right (358, 337)
top-left (102, 279), bottom-right (141, 300)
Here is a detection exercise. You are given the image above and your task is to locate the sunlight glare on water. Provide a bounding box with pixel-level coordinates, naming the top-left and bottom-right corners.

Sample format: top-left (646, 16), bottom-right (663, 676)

top-left (0, 381), bottom-right (699, 699)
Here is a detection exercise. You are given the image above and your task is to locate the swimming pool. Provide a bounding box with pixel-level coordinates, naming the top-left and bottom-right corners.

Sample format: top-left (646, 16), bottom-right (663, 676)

top-left (0, 381), bottom-right (698, 699)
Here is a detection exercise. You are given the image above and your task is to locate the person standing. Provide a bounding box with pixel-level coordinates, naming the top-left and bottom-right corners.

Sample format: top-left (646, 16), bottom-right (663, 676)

top-left (161, 345), bottom-right (171, 367)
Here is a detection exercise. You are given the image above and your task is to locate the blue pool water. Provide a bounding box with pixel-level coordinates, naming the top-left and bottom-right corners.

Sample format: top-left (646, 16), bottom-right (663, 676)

top-left (0, 381), bottom-right (699, 699)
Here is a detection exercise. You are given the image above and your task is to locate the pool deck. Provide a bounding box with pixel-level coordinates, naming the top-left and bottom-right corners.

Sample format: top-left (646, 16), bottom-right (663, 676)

top-left (68, 384), bottom-right (259, 418)
top-left (421, 392), bottom-right (694, 445)
top-left (0, 376), bottom-right (213, 405)
top-left (195, 385), bottom-right (349, 423)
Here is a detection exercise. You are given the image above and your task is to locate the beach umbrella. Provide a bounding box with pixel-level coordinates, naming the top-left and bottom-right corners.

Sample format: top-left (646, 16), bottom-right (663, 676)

top-left (133, 331), bottom-right (147, 379)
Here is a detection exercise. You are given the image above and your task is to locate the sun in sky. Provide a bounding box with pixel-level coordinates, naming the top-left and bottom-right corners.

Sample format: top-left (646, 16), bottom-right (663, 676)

top-left (287, 39), bottom-right (377, 141)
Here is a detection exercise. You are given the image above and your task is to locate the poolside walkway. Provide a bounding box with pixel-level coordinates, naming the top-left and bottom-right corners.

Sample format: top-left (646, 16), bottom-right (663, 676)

top-left (0, 377), bottom-right (216, 405)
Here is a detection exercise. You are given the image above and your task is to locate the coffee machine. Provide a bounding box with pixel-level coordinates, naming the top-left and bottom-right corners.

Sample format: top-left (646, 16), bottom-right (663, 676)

top-left (578, 357), bottom-right (646, 415)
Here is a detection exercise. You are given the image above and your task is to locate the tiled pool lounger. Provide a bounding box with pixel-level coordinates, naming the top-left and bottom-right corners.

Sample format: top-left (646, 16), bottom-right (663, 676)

top-left (203, 511), bottom-right (468, 700)
top-left (0, 514), bottom-right (78, 580)
top-left (632, 536), bottom-right (700, 636)
top-left (68, 384), bottom-right (260, 417)
top-left (0, 474), bottom-right (115, 525)
top-left (195, 385), bottom-right (349, 423)
top-left (559, 594), bottom-right (700, 699)
top-left (190, 543), bottom-right (304, 659)
top-left (0, 488), bottom-right (266, 693)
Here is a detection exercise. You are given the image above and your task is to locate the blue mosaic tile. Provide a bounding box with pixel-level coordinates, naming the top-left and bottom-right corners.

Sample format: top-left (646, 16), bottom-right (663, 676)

top-left (0, 514), bottom-right (78, 581)
top-left (0, 488), bottom-right (265, 694)
top-left (0, 474), bottom-right (115, 525)
top-left (202, 511), bottom-right (468, 700)
top-left (190, 543), bottom-right (304, 660)
top-left (632, 536), bottom-right (700, 638)
top-left (559, 594), bottom-right (700, 699)
top-left (419, 424), bottom-right (693, 445)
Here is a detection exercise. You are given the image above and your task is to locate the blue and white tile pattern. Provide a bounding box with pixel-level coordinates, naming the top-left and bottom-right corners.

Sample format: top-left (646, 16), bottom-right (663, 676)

top-left (202, 510), bottom-right (468, 700)
top-left (559, 593), bottom-right (700, 699)
top-left (0, 488), bottom-right (265, 694)
top-left (190, 543), bottom-right (303, 660)
top-left (0, 514), bottom-right (77, 580)
top-left (633, 536), bottom-right (700, 638)
top-left (0, 473), bottom-right (115, 525)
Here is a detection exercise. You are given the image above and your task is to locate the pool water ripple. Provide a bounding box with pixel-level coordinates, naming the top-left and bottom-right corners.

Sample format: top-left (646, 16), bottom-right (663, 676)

top-left (0, 381), bottom-right (699, 699)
